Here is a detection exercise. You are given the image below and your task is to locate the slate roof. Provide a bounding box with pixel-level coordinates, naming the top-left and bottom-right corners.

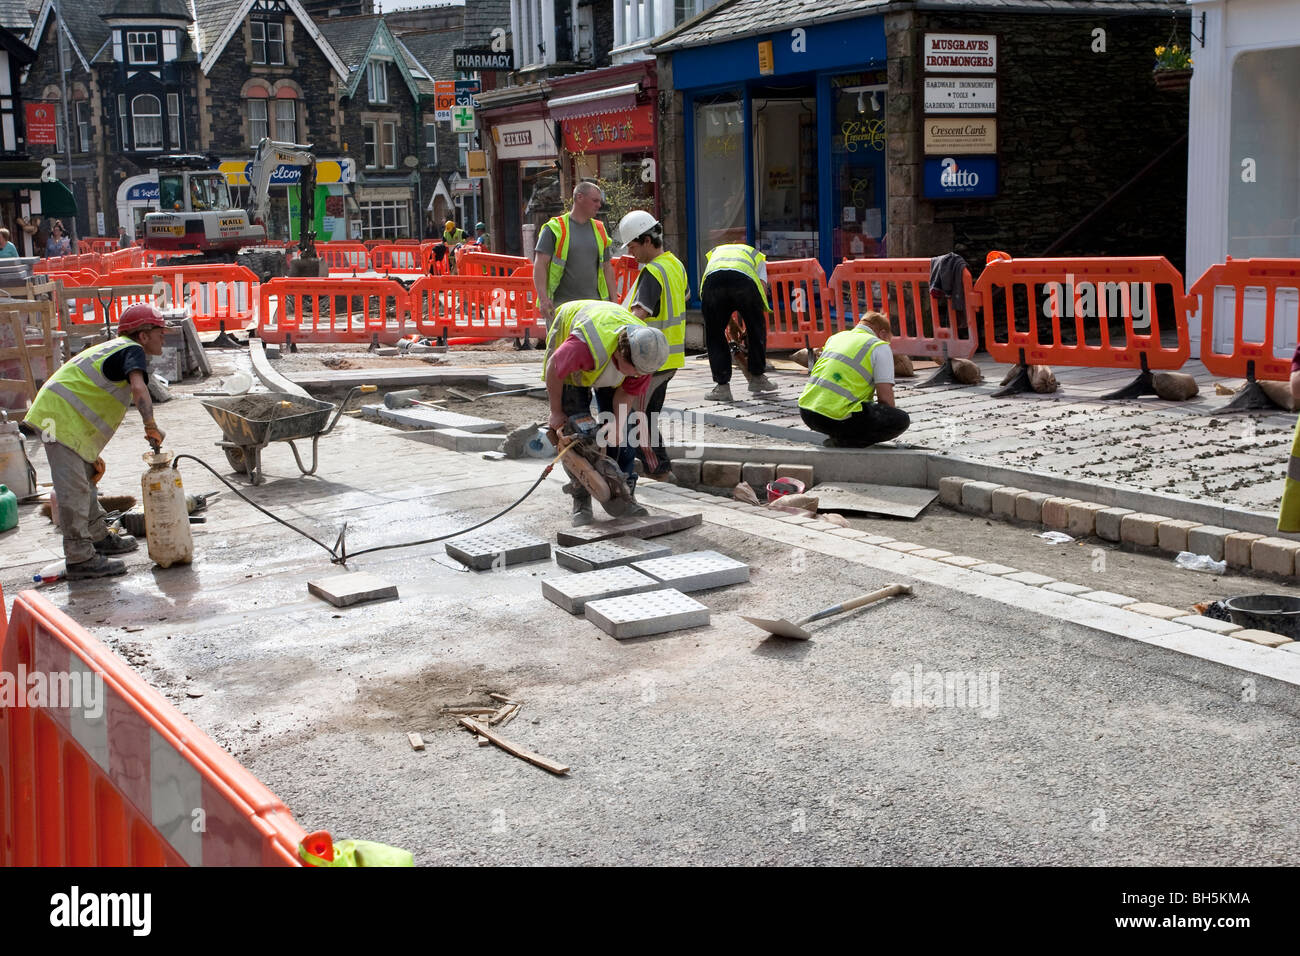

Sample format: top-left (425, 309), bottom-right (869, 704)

top-left (103, 0), bottom-right (193, 19)
top-left (395, 36), bottom-right (435, 94)
top-left (654, 0), bottom-right (1188, 51)
top-left (31, 0), bottom-right (114, 68)
top-left (397, 27), bottom-right (456, 84)
top-left (0, 0), bottom-right (33, 32)
top-left (317, 14), bottom-right (379, 70)
top-left (461, 0), bottom-right (507, 49)
top-left (190, 0), bottom-right (245, 60)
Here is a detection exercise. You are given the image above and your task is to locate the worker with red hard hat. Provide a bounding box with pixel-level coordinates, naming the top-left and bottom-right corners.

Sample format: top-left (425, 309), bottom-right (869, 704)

top-left (24, 303), bottom-right (170, 579)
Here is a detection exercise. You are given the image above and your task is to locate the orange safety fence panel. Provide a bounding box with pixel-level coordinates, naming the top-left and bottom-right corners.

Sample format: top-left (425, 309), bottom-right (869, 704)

top-left (0, 589), bottom-right (309, 865)
top-left (610, 255), bottom-right (639, 303)
top-left (110, 264), bottom-right (260, 333)
top-left (100, 247), bottom-right (145, 273)
top-left (393, 238), bottom-right (421, 245)
top-left (974, 256), bottom-right (1192, 370)
top-left (368, 244), bottom-right (424, 274)
top-left (409, 274), bottom-right (543, 341)
top-left (85, 239), bottom-right (122, 255)
top-left (458, 251), bottom-right (529, 278)
top-left (258, 276), bottom-right (411, 345)
top-left (764, 258), bottom-right (831, 350)
top-left (827, 258), bottom-right (981, 360)
top-left (54, 283), bottom-right (162, 327)
top-left (43, 269), bottom-right (101, 287)
top-left (314, 242), bottom-right (372, 275)
top-left (1190, 257), bottom-right (1300, 382)
top-left (35, 252), bottom-right (103, 276)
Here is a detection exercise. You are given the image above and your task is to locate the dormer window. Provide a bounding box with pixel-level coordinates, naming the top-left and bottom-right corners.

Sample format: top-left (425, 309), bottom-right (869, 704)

top-left (251, 20), bottom-right (285, 65)
top-left (127, 31), bottom-right (158, 65)
top-left (368, 61), bottom-right (388, 104)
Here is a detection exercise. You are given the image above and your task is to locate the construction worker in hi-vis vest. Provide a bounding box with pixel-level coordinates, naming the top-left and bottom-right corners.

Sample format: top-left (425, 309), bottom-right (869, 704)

top-left (533, 181), bottom-right (617, 322)
top-left (797, 311), bottom-right (911, 448)
top-left (24, 304), bottom-right (170, 579)
top-left (700, 243), bottom-right (775, 401)
top-left (617, 209), bottom-right (688, 480)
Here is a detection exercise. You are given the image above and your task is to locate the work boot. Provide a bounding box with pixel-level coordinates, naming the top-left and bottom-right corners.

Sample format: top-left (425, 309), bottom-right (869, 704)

top-left (571, 493), bottom-right (595, 527)
top-left (66, 554), bottom-right (127, 580)
top-left (622, 495), bottom-right (649, 518)
top-left (748, 373), bottom-right (777, 393)
top-left (705, 383), bottom-right (733, 402)
top-left (94, 531), bottom-right (139, 555)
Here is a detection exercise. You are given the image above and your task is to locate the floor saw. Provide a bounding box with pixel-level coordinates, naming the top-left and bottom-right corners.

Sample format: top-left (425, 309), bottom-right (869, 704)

top-left (548, 412), bottom-right (639, 518)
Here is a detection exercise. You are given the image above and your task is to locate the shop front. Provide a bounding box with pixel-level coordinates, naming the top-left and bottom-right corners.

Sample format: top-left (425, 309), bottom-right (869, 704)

top-left (116, 175), bottom-right (160, 239)
top-left (219, 156), bottom-right (357, 242)
top-left (485, 112), bottom-right (560, 257)
top-left (661, 14), bottom-right (887, 288)
top-left (548, 63), bottom-right (659, 225)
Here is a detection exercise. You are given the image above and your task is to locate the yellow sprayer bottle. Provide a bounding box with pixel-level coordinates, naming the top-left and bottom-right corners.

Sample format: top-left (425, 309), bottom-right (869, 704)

top-left (141, 451), bottom-right (193, 568)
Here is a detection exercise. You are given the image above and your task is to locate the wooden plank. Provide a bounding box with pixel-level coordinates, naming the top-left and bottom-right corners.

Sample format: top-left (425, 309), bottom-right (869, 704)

top-left (488, 703), bottom-right (518, 726)
top-left (440, 705), bottom-right (499, 716)
top-left (406, 732), bottom-right (425, 751)
top-left (458, 717), bottom-right (569, 775)
top-left (488, 692), bottom-right (519, 705)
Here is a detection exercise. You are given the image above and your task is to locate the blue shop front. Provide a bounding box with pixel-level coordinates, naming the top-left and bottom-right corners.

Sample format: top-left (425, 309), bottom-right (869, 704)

top-left (666, 15), bottom-right (887, 291)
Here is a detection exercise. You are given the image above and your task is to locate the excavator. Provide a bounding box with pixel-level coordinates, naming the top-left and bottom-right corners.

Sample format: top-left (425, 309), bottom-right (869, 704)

top-left (142, 138), bottom-right (324, 278)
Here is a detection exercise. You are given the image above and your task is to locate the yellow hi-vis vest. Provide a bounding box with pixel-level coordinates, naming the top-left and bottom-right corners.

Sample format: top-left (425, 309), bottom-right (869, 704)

top-left (543, 213), bottom-right (611, 301)
top-left (25, 335), bottom-right (137, 462)
top-left (1278, 418), bottom-right (1300, 532)
top-left (542, 300), bottom-right (646, 389)
top-left (798, 327), bottom-right (887, 420)
top-left (702, 243), bottom-right (770, 311)
top-left (629, 251), bottom-right (688, 371)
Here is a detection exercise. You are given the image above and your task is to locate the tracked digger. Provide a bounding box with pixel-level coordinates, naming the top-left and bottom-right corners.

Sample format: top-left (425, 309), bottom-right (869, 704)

top-left (142, 138), bottom-right (325, 279)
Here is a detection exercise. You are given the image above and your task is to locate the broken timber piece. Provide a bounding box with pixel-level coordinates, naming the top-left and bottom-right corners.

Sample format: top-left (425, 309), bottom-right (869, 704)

top-left (497, 707), bottom-right (520, 729)
top-left (555, 511), bottom-right (703, 547)
top-left (441, 706), bottom-right (499, 716)
top-left (477, 735), bottom-right (490, 746)
top-left (407, 732), bottom-right (425, 751)
top-left (458, 717), bottom-right (570, 775)
top-left (488, 692), bottom-right (520, 705)
top-left (489, 703), bottom-right (519, 726)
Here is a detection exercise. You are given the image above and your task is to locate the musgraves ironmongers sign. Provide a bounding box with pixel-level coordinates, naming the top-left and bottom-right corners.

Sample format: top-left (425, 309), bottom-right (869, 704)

top-left (454, 48), bottom-right (514, 71)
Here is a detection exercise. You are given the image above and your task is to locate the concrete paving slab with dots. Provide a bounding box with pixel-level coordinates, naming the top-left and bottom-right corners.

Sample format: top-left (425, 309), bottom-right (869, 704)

top-left (541, 566), bottom-right (662, 614)
top-left (554, 536), bottom-right (673, 572)
top-left (584, 589), bottom-right (710, 639)
top-left (445, 529), bottom-right (551, 570)
top-left (631, 550), bottom-right (750, 592)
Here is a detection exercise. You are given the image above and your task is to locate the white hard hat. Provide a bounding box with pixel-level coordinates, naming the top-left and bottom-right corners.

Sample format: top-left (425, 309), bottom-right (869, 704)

top-left (626, 325), bottom-right (669, 374)
top-left (618, 209), bottom-right (660, 246)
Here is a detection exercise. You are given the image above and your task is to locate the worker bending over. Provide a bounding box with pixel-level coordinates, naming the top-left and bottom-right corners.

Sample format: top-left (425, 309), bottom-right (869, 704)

top-left (618, 210), bottom-right (688, 480)
top-left (24, 304), bottom-right (170, 578)
top-left (798, 311), bottom-right (910, 448)
top-left (543, 300), bottom-right (669, 525)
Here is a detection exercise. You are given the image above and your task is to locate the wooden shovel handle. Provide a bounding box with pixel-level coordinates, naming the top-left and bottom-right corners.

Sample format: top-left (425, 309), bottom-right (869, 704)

top-left (802, 583), bottom-right (911, 624)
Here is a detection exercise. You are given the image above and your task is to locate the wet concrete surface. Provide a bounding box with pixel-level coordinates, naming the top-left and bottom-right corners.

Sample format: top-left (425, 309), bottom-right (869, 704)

top-left (5, 364), bottom-right (1300, 865)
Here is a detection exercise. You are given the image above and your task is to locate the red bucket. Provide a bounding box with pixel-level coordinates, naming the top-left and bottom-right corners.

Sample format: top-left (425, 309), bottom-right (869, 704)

top-left (766, 477), bottom-right (806, 502)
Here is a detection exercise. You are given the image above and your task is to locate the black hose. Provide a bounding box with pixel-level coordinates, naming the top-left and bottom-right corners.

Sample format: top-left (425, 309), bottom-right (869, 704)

top-left (169, 452), bottom-right (556, 566)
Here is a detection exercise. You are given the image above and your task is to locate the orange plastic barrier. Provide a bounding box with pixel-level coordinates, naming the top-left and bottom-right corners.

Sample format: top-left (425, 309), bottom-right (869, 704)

top-left (258, 276), bottom-right (410, 345)
top-left (314, 242), bottom-right (371, 275)
top-left (0, 589), bottom-right (310, 865)
top-left (409, 274), bottom-right (542, 342)
top-left (55, 282), bottom-right (162, 327)
top-left (111, 264), bottom-right (259, 332)
top-left (458, 251), bottom-right (529, 278)
top-left (1190, 257), bottom-right (1300, 383)
top-left (100, 247), bottom-right (145, 273)
top-left (827, 258), bottom-right (981, 361)
top-left (368, 244), bottom-right (424, 273)
top-left (611, 255), bottom-right (640, 303)
top-left (763, 258), bottom-right (831, 349)
top-left (43, 269), bottom-right (101, 287)
top-left (394, 238), bottom-right (421, 246)
top-left (84, 238), bottom-right (122, 255)
top-left (975, 256), bottom-right (1191, 372)
top-left (35, 252), bottom-right (103, 276)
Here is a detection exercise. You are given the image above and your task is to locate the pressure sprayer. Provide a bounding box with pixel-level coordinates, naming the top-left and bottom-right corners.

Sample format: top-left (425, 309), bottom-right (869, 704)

top-left (142, 447), bottom-right (193, 568)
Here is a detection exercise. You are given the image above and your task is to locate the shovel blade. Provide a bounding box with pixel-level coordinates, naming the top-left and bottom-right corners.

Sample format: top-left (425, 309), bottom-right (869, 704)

top-left (740, 614), bottom-right (812, 641)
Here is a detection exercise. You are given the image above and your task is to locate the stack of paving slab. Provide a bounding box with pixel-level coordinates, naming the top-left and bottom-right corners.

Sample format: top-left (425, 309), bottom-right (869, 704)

top-left (542, 537), bottom-right (750, 639)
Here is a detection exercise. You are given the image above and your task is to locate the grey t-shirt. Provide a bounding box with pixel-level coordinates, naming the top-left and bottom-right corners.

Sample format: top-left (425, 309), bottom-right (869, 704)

top-left (631, 268), bottom-right (662, 317)
top-left (869, 341), bottom-right (895, 385)
top-left (536, 218), bottom-right (612, 305)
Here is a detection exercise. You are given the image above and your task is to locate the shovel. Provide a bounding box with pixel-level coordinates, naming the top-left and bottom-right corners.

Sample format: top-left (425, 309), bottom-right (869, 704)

top-left (742, 583), bottom-right (912, 640)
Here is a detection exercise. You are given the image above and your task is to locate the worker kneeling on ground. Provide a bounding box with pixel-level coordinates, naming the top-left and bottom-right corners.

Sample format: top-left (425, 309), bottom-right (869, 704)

top-left (24, 304), bottom-right (170, 578)
top-left (797, 311), bottom-right (910, 448)
top-left (543, 300), bottom-right (669, 526)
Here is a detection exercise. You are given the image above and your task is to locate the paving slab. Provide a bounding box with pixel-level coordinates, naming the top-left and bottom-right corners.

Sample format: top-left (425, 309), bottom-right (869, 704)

top-left (553, 536), bottom-right (674, 572)
top-left (809, 482), bottom-right (938, 518)
top-left (445, 529), bottom-right (551, 570)
top-left (1080, 590), bottom-right (1139, 607)
top-left (584, 588), bottom-right (710, 639)
top-left (378, 405), bottom-right (504, 433)
top-left (541, 566), bottom-right (661, 614)
top-left (306, 571), bottom-right (398, 608)
top-left (555, 512), bottom-right (703, 547)
top-left (1044, 581), bottom-right (1093, 595)
top-left (1173, 615), bottom-right (1243, 635)
top-left (632, 550), bottom-right (750, 592)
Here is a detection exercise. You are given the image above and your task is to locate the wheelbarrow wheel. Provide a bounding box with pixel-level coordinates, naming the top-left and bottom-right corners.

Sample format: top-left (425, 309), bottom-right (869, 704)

top-left (225, 445), bottom-right (249, 474)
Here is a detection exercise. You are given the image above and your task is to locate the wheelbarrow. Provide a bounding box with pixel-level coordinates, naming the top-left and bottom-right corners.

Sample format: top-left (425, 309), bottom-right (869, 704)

top-left (200, 385), bottom-right (375, 484)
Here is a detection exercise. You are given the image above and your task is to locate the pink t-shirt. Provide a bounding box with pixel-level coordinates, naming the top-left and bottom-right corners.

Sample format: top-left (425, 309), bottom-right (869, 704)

top-left (551, 335), bottom-right (651, 396)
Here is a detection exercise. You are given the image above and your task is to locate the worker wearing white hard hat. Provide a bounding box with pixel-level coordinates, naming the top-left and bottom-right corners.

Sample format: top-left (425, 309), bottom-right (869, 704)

top-left (542, 300), bottom-right (668, 525)
top-left (618, 209), bottom-right (688, 482)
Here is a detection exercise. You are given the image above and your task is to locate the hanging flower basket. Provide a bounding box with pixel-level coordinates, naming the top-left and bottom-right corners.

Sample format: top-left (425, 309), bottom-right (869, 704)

top-left (1153, 68), bottom-right (1193, 91)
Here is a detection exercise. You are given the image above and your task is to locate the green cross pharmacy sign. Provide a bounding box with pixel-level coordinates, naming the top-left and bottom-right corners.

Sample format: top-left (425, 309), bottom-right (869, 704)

top-left (451, 106), bottom-right (475, 133)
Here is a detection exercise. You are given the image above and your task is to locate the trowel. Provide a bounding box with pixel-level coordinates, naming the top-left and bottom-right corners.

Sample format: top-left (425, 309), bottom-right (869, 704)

top-left (742, 583), bottom-right (912, 640)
